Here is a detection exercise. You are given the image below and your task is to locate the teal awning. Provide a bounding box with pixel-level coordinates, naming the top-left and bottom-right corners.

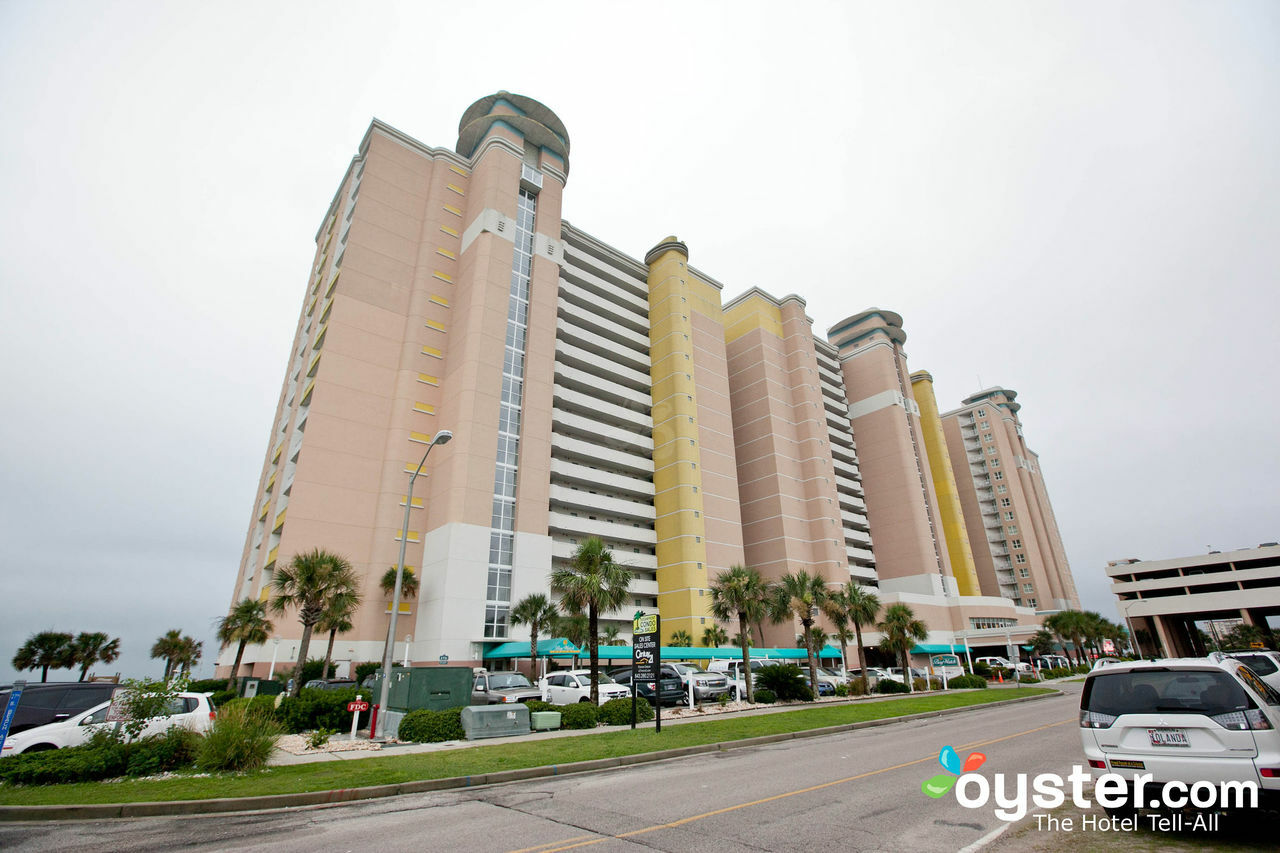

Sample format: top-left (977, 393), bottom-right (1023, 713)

top-left (483, 642), bottom-right (842, 660)
top-left (911, 644), bottom-right (969, 654)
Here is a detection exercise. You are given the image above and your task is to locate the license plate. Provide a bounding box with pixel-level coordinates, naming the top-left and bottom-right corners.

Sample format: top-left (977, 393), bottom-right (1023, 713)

top-left (1148, 728), bottom-right (1189, 747)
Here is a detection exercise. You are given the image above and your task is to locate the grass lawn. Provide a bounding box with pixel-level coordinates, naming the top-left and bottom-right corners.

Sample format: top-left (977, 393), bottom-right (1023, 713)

top-left (0, 688), bottom-right (1053, 806)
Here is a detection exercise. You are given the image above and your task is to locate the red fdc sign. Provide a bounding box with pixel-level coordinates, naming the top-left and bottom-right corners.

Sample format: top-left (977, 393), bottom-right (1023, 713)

top-left (347, 700), bottom-right (370, 712)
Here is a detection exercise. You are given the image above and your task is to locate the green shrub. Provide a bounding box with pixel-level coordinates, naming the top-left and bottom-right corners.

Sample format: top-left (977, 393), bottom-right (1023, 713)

top-left (971, 661), bottom-right (992, 678)
top-left (523, 699), bottom-right (556, 714)
top-left (0, 730), bottom-right (128, 786)
top-left (276, 687), bottom-right (368, 734)
top-left (912, 678), bottom-right (930, 692)
top-left (752, 688), bottom-right (776, 704)
top-left (187, 678), bottom-right (228, 694)
top-left (948, 674), bottom-right (988, 689)
top-left (756, 664), bottom-right (811, 701)
top-left (209, 690), bottom-right (237, 708)
top-left (306, 728), bottom-right (335, 749)
top-left (847, 679), bottom-right (869, 696)
top-left (875, 678), bottom-right (910, 694)
top-left (558, 702), bottom-right (600, 730)
top-left (125, 727), bottom-right (201, 777)
top-left (196, 702), bottom-right (281, 772)
top-left (834, 683), bottom-right (848, 697)
top-left (597, 697), bottom-right (653, 726)
top-left (354, 661), bottom-right (381, 683)
top-left (1018, 674), bottom-right (1041, 683)
top-left (397, 708), bottom-right (465, 743)
top-left (1073, 664), bottom-right (1091, 675)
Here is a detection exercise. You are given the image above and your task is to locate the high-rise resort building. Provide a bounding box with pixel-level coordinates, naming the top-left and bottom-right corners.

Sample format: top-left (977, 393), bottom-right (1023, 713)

top-left (218, 92), bottom-right (1080, 679)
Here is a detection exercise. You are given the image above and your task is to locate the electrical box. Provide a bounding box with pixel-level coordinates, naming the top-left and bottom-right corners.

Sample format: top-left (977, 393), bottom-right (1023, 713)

top-left (369, 666), bottom-right (473, 712)
top-left (461, 704), bottom-right (531, 740)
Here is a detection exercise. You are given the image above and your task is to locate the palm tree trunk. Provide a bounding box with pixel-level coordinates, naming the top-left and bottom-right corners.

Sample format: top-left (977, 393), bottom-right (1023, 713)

top-left (738, 612), bottom-right (752, 701)
top-left (79, 662), bottom-right (89, 682)
top-left (530, 627), bottom-right (540, 680)
top-left (588, 607), bottom-right (599, 705)
top-left (41, 665), bottom-right (49, 682)
top-left (901, 649), bottom-right (912, 693)
top-left (854, 622), bottom-right (869, 693)
top-left (292, 622), bottom-right (315, 697)
top-left (838, 636), bottom-right (848, 673)
top-left (323, 628), bottom-right (338, 679)
top-left (228, 640), bottom-right (248, 692)
top-left (803, 619), bottom-right (818, 694)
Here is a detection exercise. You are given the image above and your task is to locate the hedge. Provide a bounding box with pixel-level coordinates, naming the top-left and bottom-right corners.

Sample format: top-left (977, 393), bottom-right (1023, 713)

top-left (397, 708), bottom-right (465, 743)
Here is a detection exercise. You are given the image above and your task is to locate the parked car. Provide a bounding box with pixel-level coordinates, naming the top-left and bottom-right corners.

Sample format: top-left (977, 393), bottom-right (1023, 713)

top-left (975, 656), bottom-right (1015, 671)
top-left (1034, 655), bottom-right (1072, 671)
top-left (607, 669), bottom-right (686, 706)
top-left (846, 668), bottom-right (887, 688)
top-left (1216, 650), bottom-right (1280, 693)
top-left (1079, 657), bottom-right (1280, 815)
top-left (0, 682), bottom-right (119, 735)
top-left (661, 663), bottom-right (730, 703)
top-left (887, 668), bottom-right (942, 688)
top-left (471, 670), bottom-right (542, 705)
top-left (304, 679), bottom-right (358, 691)
top-left (1090, 657), bottom-right (1121, 671)
top-left (0, 692), bottom-right (216, 755)
top-left (540, 670), bottom-right (631, 705)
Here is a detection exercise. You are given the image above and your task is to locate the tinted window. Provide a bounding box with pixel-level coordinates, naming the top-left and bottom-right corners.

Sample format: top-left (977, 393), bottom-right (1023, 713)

top-left (57, 685), bottom-right (114, 711)
top-left (1230, 654), bottom-right (1279, 676)
top-left (21, 687), bottom-right (70, 710)
top-left (1236, 667), bottom-right (1280, 706)
top-left (1084, 670), bottom-right (1252, 716)
top-left (489, 674), bottom-right (532, 689)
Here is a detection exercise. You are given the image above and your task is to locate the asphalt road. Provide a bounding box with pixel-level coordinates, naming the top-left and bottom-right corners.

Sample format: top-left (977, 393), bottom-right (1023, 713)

top-left (1, 687), bottom-right (1087, 853)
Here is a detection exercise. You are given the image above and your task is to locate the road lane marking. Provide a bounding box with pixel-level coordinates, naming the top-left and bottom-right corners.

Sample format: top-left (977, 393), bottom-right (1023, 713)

top-left (510, 717), bottom-right (1076, 852)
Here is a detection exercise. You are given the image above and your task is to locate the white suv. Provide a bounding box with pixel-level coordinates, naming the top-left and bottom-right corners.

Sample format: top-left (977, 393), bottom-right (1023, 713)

top-left (1218, 650), bottom-right (1280, 693)
top-left (540, 670), bottom-right (630, 705)
top-left (0, 692), bottom-right (216, 755)
top-left (1079, 658), bottom-right (1280, 814)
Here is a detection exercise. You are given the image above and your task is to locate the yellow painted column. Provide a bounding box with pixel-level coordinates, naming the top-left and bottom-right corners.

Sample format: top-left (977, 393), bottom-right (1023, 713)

top-left (910, 372), bottom-right (982, 596)
top-left (645, 237), bottom-right (711, 642)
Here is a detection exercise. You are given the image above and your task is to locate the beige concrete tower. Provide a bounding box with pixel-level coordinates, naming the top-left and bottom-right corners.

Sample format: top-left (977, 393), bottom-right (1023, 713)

top-left (942, 388), bottom-right (1079, 611)
top-left (828, 310), bottom-right (955, 596)
top-left (723, 288), bottom-right (852, 645)
top-left (910, 371), bottom-right (981, 597)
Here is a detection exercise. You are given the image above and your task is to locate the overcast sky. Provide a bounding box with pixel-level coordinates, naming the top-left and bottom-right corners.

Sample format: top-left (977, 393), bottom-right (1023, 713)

top-left (2, 1), bottom-right (1277, 684)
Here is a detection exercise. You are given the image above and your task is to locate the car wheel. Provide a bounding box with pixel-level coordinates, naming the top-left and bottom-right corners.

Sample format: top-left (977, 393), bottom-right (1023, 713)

top-left (579, 697), bottom-right (591, 703)
top-left (23, 743), bottom-right (57, 753)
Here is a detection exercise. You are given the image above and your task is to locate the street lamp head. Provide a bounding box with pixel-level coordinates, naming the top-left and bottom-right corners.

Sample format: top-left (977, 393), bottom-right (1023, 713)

top-left (433, 430), bottom-right (453, 446)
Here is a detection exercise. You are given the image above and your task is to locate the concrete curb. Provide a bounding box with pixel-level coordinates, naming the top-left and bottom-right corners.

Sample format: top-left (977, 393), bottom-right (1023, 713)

top-left (0, 689), bottom-right (1062, 822)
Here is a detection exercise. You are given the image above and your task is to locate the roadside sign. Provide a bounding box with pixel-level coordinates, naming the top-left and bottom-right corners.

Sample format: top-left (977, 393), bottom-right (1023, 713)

top-left (632, 611), bottom-right (660, 732)
top-left (105, 688), bottom-right (130, 722)
top-left (1250, 642), bottom-right (1266, 649)
top-left (1102, 639), bottom-right (1116, 655)
top-left (0, 680), bottom-right (25, 754)
top-left (347, 700), bottom-right (370, 712)
top-left (439, 655), bottom-right (449, 664)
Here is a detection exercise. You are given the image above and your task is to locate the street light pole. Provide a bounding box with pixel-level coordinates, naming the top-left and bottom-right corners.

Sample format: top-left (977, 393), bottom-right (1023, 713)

top-left (377, 430), bottom-right (452, 739)
top-left (268, 638), bottom-right (280, 681)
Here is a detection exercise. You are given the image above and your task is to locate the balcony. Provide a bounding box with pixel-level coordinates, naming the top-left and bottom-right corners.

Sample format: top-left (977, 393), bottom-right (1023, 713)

top-left (549, 483), bottom-right (655, 523)
top-left (555, 339), bottom-right (650, 393)
top-left (556, 299), bottom-right (649, 353)
top-left (548, 511), bottom-right (656, 548)
top-left (553, 386), bottom-right (651, 434)
top-left (552, 538), bottom-right (657, 570)
top-left (552, 409), bottom-right (653, 456)
top-left (551, 433), bottom-right (652, 478)
top-left (554, 363), bottom-right (651, 412)
top-left (550, 458), bottom-right (653, 500)
top-left (557, 317), bottom-right (648, 374)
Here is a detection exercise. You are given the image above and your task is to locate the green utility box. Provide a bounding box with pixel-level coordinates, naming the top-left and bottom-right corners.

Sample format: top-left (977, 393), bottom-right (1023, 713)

top-left (369, 666), bottom-right (473, 712)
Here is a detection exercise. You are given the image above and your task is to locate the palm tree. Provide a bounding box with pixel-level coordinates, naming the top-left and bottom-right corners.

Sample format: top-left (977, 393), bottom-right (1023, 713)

top-left (556, 610), bottom-right (590, 651)
top-left (271, 548), bottom-right (361, 697)
top-left (669, 630), bottom-right (694, 647)
top-left (318, 585), bottom-right (361, 679)
top-left (709, 564), bottom-right (769, 702)
top-left (215, 598), bottom-right (274, 691)
top-left (835, 582), bottom-right (881, 693)
top-left (69, 632), bottom-right (121, 682)
top-left (821, 586), bottom-right (853, 672)
top-left (877, 603), bottom-right (928, 692)
top-left (173, 636), bottom-right (203, 678)
top-left (769, 569), bottom-right (829, 692)
top-left (701, 624), bottom-right (728, 647)
top-left (150, 629), bottom-right (186, 680)
top-left (510, 592), bottom-right (559, 678)
top-left (12, 631), bottom-right (74, 682)
top-left (1043, 611), bottom-right (1088, 665)
top-left (380, 565), bottom-right (420, 608)
top-left (550, 537), bottom-right (631, 704)
top-left (599, 625), bottom-right (626, 646)
top-left (1031, 628), bottom-right (1056, 658)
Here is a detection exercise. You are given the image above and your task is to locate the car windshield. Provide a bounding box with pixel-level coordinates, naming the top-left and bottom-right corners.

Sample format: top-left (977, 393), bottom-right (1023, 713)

top-left (1083, 669), bottom-right (1254, 716)
top-left (587, 673), bottom-right (617, 684)
top-left (1229, 654), bottom-right (1279, 677)
top-left (489, 673), bottom-right (532, 689)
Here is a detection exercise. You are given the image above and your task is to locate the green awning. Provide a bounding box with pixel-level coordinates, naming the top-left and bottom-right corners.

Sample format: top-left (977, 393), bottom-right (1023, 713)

top-left (911, 644), bottom-right (969, 654)
top-left (483, 637), bottom-right (582, 658)
top-left (484, 642), bottom-right (843, 660)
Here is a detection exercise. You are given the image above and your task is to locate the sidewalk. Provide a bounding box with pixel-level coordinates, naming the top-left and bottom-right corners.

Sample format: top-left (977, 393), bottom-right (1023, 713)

top-left (268, 682), bottom-right (1055, 766)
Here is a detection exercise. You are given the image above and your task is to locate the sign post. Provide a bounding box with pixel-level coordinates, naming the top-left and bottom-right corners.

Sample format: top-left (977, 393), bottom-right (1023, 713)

top-left (347, 695), bottom-right (369, 740)
top-left (632, 611), bottom-right (660, 732)
top-left (0, 680), bottom-right (25, 754)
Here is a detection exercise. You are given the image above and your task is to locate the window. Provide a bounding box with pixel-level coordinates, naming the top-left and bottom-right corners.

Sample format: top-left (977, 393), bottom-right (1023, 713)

top-left (1000, 498), bottom-right (1011, 507)
top-left (987, 446), bottom-right (997, 456)
top-left (976, 408), bottom-right (987, 417)
top-left (990, 458), bottom-right (1000, 467)
top-left (1023, 583), bottom-right (1033, 594)
top-left (1010, 538), bottom-right (1022, 549)
top-left (980, 421), bottom-right (990, 429)
top-left (1019, 568), bottom-right (1030, 578)
top-left (982, 433), bottom-right (993, 442)
top-left (1015, 553), bottom-right (1027, 564)
top-left (997, 485), bottom-right (1007, 494)
top-left (1007, 525), bottom-right (1019, 535)
top-left (969, 617), bottom-right (1016, 630)
top-left (994, 471), bottom-right (1004, 481)
top-left (1003, 511), bottom-right (1015, 521)
top-left (1027, 598), bottom-right (1037, 608)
